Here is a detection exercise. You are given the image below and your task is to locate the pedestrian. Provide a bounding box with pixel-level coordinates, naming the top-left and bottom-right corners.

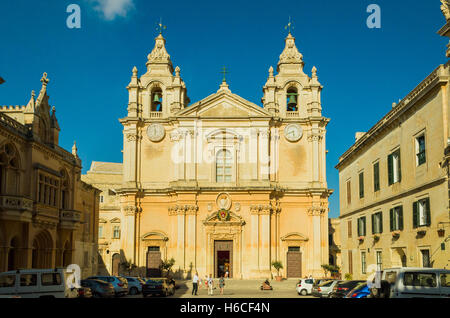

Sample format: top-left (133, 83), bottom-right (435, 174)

top-left (204, 275), bottom-right (209, 289)
top-left (219, 275), bottom-right (225, 295)
top-left (208, 274), bottom-right (214, 296)
top-left (192, 272), bottom-right (199, 296)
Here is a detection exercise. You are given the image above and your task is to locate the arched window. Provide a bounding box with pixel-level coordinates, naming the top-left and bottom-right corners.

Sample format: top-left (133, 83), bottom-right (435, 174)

top-left (60, 169), bottom-right (69, 210)
top-left (151, 88), bottom-right (163, 112)
top-left (0, 143), bottom-right (20, 195)
top-left (287, 87), bottom-right (299, 112)
top-left (216, 149), bottom-right (232, 183)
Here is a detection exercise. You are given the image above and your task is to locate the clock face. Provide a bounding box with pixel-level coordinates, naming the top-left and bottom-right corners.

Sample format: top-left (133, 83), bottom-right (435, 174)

top-left (284, 124), bottom-right (303, 142)
top-left (147, 124), bottom-right (165, 142)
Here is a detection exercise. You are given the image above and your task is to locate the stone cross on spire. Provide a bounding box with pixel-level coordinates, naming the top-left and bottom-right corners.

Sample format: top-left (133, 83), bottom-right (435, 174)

top-left (285, 16), bottom-right (294, 35)
top-left (41, 72), bottom-right (49, 86)
top-left (156, 17), bottom-right (167, 35)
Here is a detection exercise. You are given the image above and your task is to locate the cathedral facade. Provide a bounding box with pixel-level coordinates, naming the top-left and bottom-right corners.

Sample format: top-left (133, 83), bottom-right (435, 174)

top-left (86, 31), bottom-right (331, 279)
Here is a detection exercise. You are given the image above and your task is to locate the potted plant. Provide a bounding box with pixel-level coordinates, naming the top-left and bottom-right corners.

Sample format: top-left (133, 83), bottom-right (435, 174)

top-left (392, 230), bottom-right (401, 238)
top-left (271, 261), bottom-right (283, 281)
top-left (373, 234), bottom-right (380, 242)
top-left (438, 228), bottom-right (445, 237)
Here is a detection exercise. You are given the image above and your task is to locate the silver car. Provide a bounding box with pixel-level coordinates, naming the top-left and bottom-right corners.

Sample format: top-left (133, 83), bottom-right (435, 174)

top-left (87, 276), bottom-right (128, 297)
top-left (312, 280), bottom-right (341, 298)
top-left (123, 276), bottom-right (145, 295)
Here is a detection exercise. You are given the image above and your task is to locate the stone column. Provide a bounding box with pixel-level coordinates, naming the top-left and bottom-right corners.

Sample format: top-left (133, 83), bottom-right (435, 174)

top-left (124, 205), bottom-right (137, 263)
top-left (250, 206), bottom-right (260, 275)
top-left (308, 205), bottom-right (325, 277)
top-left (308, 131), bottom-right (321, 182)
top-left (185, 205), bottom-right (198, 272)
top-left (259, 129), bottom-right (270, 181)
top-left (176, 207), bottom-right (186, 271)
top-left (260, 206), bottom-right (271, 276)
top-left (123, 131), bottom-right (139, 186)
top-left (249, 128), bottom-right (258, 180)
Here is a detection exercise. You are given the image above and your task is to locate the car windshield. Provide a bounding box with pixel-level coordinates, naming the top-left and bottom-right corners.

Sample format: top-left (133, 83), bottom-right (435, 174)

top-left (146, 279), bottom-right (164, 284)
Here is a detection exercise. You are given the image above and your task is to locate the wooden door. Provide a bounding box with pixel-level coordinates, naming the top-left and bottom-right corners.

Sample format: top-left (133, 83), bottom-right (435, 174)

top-left (146, 248), bottom-right (162, 277)
top-left (287, 251), bottom-right (302, 278)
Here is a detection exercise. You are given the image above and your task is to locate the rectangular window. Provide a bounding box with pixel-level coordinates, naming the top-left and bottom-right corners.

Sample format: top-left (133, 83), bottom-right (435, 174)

top-left (373, 162), bottom-right (380, 192)
top-left (416, 135), bottom-right (426, 166)
top-left (388, 150), bottom-right (401, 185)
top-left (0, 275), bottom-right (16, 288)
top-left (148, 246), bottom-right (160, 252)
top-left (113, 226), bottom-right (121, 239)
top-left (346, 180), bottom-right (351, 205)
top-left (359, 172), bottom-right (364, 199)
top-left (98, 226), bottom-right (103, 239)
top-left (372, 212), bottom-right (383, 234)
top-left (41, 273), bottom-right (62, 286)
top-left (20, 274), bottom-right (37, 287)
top-left (357, 216), bottom-right (366, 237)
top-left (390, 206), bottom-right (404, 231)
top-left (413, 198), bottom-right (431, 228)
top-left (361, 251), bottom-right (367, 274)
top-left (421, 250), bottom-right (431, 268)
top-left (288, 246), bottom-right (300, 252)
top-left (348, 220), bottom-right (352, 238)
top-left (403, 272), bottom-right (436, 287)
top-left (376, 251), bottom-right (383, 271)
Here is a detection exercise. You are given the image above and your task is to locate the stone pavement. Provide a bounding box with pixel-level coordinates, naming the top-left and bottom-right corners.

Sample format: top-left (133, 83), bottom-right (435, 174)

top-left (167, 278), bottom-right (313, 298)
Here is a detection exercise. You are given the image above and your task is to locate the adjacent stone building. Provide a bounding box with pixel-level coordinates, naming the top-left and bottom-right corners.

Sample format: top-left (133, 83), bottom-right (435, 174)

top-left (335, 12), bottom-right (450, 279)
top-left (84, 30), bottom-right (332, 279)
top-left (0, 74), bottom-right (100, 277)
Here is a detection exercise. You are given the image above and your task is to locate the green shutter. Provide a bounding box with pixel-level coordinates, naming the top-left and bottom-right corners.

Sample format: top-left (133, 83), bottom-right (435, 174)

top-left (359, 173), bottom-right (364, 198)
top-left (390, 208), bottom-right (394, 231)
top-left (357, 218), bottom-right (361, 236)
top-left (413, 201), bottom-right (418, 229)
top-left (388, 154), bottom-right (393, 185)
top-left (372, 214), bottom-right (375, 234)
top-left (374, 163), bottom-right (380, 192)
top-left (399, 206), bottom-right (404, 230)
top-left (425, 198), bottom-right (431, 226)
top-left (379, 212), bottom-right (383, 233)
top-left (363, 217), bottom-right (366, 236)
top-left (397, 151), bottom-right (402, 183)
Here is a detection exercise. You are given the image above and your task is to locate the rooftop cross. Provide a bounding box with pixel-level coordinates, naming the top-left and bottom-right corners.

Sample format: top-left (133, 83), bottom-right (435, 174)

top-left (156, 17), bottom-right (167, 35)
top-left (220, 66), bottom-right (228, 82)
top-left (285, 16), bottom-right (294, 35)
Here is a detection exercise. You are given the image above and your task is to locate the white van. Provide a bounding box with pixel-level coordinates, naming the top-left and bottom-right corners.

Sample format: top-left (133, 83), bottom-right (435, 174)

top-left (379, 267), bottom-right (450, 298)
top-left (0, 268), bottom-right (78, 298)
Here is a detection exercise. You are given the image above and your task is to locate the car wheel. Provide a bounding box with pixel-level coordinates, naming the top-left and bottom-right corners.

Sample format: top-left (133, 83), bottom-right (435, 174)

top-left (130, 287), bottom-right (138, 295)
top-left (300, 289), bottom-right (308, 296)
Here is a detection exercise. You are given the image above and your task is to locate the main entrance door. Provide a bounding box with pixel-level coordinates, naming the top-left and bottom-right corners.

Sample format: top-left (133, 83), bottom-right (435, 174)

top-left (146, 246), bottom-right (162, 277)
top-left (287, 249), bottom-right (302, 278)
top-left (214, 240), bottom-right (233, 278)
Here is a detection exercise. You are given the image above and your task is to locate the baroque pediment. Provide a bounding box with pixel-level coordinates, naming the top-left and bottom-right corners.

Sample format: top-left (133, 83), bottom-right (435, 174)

top-left (281, 232), bottom-right (309, 242)
top-left (203, 210), bottom-right (246, 226)
top-left (175, 91), bottom-right (271, 118)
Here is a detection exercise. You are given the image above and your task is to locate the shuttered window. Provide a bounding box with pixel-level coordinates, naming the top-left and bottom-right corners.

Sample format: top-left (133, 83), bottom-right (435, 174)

top-left (390, 206), bottom-right (403, 231)
top-left (348, 220), bottom-right (352, 238)
top-left (357, 216), bottom-right (366, 237)
top-left (348, 250), bottom-right (353, 275)
top-left (413, 198), bottom-right (431, 228)
top-left (416, 135), bottom-right (426, 166)
top-left (359, 172), bottom-right (364, 199)
top-left (372, 212), bottom-right (383, 234)
top-left (346, 180), bottom-right (351, 205)
top-left (373, 162), bottom-right (380, 192)
top-left (388, 150), bottom-right (401, 185)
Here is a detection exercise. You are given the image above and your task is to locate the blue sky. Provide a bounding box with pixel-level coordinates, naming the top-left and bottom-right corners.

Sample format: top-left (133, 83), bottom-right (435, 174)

top-left (0, 0), bottom-right (447, 218)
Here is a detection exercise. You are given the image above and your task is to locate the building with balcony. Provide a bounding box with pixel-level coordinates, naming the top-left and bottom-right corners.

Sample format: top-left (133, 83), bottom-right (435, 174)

top-left (0, 73), bottom-right (100, 277)
top-left (335, 12), bottom-right (450, 279)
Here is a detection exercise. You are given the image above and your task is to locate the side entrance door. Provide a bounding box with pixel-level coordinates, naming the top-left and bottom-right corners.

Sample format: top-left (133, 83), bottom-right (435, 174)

top-left (287, 248), bottom-right (302, 278)
top-left (146, 246), bottom-right (162, 277)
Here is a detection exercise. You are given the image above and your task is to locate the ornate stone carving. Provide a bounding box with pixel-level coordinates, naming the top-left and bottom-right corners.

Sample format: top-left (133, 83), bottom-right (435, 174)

top-left (147, 34), bottom-right (173, 69)
top-left (170, 130), bottom-right (183, 142)
top-left (125, 133), bottom-right (139, 142)
top-left (278, 33), bottom-right (303, 66)
top-left (307, 133), bottom-right (323, 142)
top-left (124, 205), bottom-right (138, 216)
top-left (307, 205), bottom-right (327, 216)
top-left (441, 0), bottom-right (450, 21)
top-left (250, 204), bottom-right (272, 215)
top-left (168, 204), bottom-right (198, 216)
top-left (216, 193), bottom-right (232, 210)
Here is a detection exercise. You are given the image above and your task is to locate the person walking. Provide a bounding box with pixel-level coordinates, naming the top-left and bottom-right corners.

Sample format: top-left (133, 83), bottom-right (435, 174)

top-left (192, 272), bottom-right (199, 296)
top-left (208, 274), bottom-right (214, 296)
top-left (219, 275), bottom-right (225, 295)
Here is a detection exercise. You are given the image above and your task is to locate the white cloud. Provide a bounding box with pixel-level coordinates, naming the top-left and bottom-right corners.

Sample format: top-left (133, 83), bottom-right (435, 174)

top-left (89, 0), bottom-right (135, 20)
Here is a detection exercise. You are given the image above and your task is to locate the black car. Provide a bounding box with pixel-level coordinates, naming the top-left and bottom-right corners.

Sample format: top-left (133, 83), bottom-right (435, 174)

top-left (142, 278), bottom-right (175, 297)
top-left (329, 280), bottom-right (366, 298)
top-left (81, 279), bottom-right (115, 298)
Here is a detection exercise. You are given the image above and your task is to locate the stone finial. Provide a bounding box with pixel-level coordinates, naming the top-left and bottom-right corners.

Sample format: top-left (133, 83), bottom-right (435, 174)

top-left (146, 33), bottom-right (173, 72)
top-left (40, 72), bottom-right (49, 86)
top-left (441, 0), bottom-right (450, 21)
top-left (312, 66), bottom-right (318, 78)
top-left (31, 90), bottom-right (35, 98)
top-left (132, 66), bottom-right (138, 77)
top-left (175, 66), bottom-right (180, 77)
top-left (268, 66), bottom-right (274, 77)
top-left (72, 141), bottom-right (78, 157)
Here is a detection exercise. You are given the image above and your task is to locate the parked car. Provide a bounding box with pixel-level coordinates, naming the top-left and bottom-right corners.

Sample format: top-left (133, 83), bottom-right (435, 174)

top-left (142, 278), bottom-right (175, 297)
top-left (296, 278), bottom-right (314, 296)
top-left (329, 280), bottom-right (366, 298)
top-left (370, 267), bottom-right (450, 298)
top-left (312, 280), bottom-right (341, 298)
top-left (80, 279), bottom-right (115, 298)
top-left (123, 276), bottom-right (145, 295)
top-left (345, 282), bottom-right (371, 298)
top-left (87, 276), bottom-right (128, 297)
top-left (0, 268), bottom-right (78, 298)
top-left (77, 286), bottom-right (93, 298)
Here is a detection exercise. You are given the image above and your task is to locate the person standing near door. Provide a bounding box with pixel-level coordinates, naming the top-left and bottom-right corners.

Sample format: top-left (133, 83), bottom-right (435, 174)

top-left (208, 274), bottom-right (214, 296)
top-left (219, 275), bottom-right (225, 295)
top-left (192, 272), bottom-right (199, 296)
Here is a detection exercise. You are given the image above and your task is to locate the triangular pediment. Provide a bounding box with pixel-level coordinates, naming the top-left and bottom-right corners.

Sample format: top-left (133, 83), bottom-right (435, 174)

top-left (203, 210), bottom-right (246, 226)
top-left (176, 90), bottom-right (271, 118)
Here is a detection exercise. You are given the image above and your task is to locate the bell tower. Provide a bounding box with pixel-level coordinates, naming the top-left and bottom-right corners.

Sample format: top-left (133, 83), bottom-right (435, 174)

top-left (262, 31), bottom-right (323, 119)
top-left (126, 31), bottom-right (190, 120)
